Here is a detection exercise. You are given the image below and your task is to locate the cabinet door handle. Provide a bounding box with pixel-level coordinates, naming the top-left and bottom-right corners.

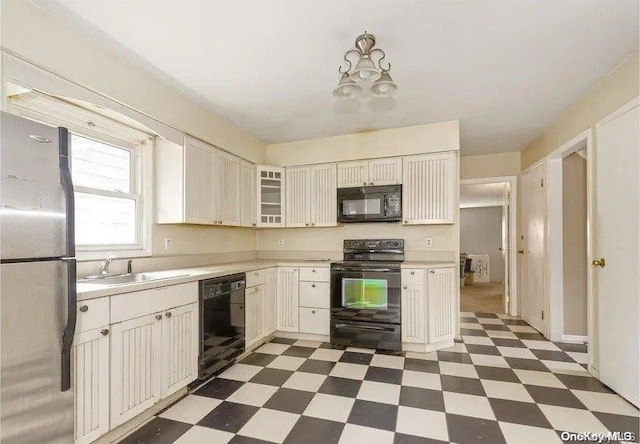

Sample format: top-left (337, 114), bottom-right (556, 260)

top-left (155, 314), bottom-right (162, 321)
top-left (403, 220), bottom-right (408, 224)
top-left (429, 270), bottom-right (435, 274)
top-left (312, 310), bottom-right (316, 314)
top-left (252, 223), bottom-right (256, 227)
top-left (166, 312), bottom-right (172, 318)
top-left (79, 305), bottom-right (88, 313)
top-left (311, 284), bottom-right (316, 288)
top-left (403, 286), bottom-right (407, 289)
top-left (363, 182), bottom-right (367, 185)
top-left (312, 269), bottom-right (316, 273)
top-left (101, 329), bottom-right (109, 336)
top-left (305, 223), bottom-right (309, 227)
top-left (369, 182), bottom-right (374, 185)
top-left (410, 271), bottom-right (415, 275)
top-left (255, 272), bottom-right (259, 276)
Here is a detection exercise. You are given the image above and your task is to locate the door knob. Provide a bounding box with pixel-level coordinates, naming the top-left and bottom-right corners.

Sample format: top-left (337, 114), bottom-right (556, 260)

top-left (517, 249), bottom-right (525, 254)
top-left (592, 258), bottom-right (606, 267)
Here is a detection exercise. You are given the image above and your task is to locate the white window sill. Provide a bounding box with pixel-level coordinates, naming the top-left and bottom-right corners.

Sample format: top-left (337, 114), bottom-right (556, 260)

top-left (77, 247), bottom-right (152, 262)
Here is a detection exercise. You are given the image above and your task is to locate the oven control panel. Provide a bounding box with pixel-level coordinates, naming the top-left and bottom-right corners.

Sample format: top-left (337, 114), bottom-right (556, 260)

top-left (344, 239), bottom-right (404, 251)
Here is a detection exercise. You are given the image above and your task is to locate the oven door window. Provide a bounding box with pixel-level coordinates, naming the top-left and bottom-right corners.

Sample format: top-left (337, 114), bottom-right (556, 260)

top-left (342, 278), bottom-right (388, 309)
top-left (342, 197), bottom-right (382, 217)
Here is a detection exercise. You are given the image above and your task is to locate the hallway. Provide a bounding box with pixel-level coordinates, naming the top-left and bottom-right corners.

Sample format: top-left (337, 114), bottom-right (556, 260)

top-left (461, 282), bottom-right (504, 314)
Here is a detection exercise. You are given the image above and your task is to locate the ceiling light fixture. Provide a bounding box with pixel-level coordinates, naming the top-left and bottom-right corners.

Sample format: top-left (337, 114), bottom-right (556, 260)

top-left (333, 32), bottom-right (398, 99)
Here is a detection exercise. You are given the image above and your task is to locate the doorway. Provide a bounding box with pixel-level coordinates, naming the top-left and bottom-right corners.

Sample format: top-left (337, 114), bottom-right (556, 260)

top-left (459, 178), bottom-right (516, 315)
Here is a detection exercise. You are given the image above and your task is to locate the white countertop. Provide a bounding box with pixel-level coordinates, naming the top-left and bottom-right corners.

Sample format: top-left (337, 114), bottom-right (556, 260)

top-left (77, 259), bottom-right (456, 300)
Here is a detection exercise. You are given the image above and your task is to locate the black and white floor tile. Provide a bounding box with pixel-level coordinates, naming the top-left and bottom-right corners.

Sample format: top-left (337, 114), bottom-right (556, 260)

top-left (119, 312), bottom-right (639, 444)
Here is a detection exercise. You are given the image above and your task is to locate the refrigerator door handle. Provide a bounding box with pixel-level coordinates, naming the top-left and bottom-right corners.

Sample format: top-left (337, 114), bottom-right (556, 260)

top-left (60, 258), bottom-right (77, 392)
top-left (59, 127), bottom-right (75, 258)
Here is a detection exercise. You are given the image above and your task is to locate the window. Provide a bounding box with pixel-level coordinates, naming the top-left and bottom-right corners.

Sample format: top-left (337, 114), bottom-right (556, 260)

top-left (7, 88), bottom-right (153, 258)
top-left (71, 135), bottom-right (139, 247)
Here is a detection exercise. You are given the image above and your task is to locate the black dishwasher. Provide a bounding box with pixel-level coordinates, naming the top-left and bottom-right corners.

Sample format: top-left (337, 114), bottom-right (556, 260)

top-left (199, 273), bottom-right (246, 380)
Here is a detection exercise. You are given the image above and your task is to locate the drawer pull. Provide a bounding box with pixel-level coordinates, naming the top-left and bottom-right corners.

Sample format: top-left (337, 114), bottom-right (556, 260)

top-left (155, 314), bottom-right (162, 321)
top-left (165, 312), bottom-right (172, 318)
top-left (403, 286), bottom-right (407, 289)
top-left (410, 271), bottom-right (415, 275)
top-left (101, 329), bottom-right (109, 336)
top-left (311, 284), bottom-right (316, 288)
top-left (312, 269), bottom-right (316, 273)
top-left (79, 305), bottom-right (88, 313)
top-left (312, 310), bottom-right (316, 314)
top-left (429, 270), bottom-right (435, 274)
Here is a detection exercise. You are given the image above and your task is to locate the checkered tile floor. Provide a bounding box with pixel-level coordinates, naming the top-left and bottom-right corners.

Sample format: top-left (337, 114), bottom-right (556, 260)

top-left (119, 312), bottom-right (639, 444)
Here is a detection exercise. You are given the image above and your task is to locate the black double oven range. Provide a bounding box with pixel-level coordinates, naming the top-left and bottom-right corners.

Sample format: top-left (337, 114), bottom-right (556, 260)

top-left (330, 239), bottom-right (404, 351)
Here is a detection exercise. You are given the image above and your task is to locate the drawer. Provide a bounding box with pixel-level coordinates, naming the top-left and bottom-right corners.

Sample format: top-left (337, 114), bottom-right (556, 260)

top-left (299, 307), bottom-right (330, 335)
top-left (299, 267), bottom-right (330, 282)
top-left (299, 282), bottom-right (330, 309)
top-left (111, 282), bottom-right (198, 324)
top-left (76, 297), bottom-right (110, 334)
top-left (401, 269), bottom-right (425, 286)
top-left (246, 269), bottom-right (266, 287)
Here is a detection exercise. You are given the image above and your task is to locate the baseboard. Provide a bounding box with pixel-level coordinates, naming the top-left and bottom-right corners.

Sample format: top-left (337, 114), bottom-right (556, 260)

top-left (561, 335), bottom-right (588, 343)
top-left (274, 331), bottom-right (329, 342)
top-left (426, 339), bottom-right (454, 352)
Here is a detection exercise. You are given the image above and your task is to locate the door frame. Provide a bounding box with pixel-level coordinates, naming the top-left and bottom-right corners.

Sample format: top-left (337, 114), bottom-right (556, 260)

top-left (460, 176), bottom-right (518, 316)
top-left (544, 129), bottom-right (593, 344)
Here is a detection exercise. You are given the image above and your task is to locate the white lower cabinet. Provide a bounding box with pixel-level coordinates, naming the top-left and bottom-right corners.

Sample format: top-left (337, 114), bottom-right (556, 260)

top-left (277, 267), bottom-right (299, 332)
top-left (110, 313), bottom-right (163, 428)
top-left (245, 285), bottom-right (264, 350)
top-left (263, 268), bottom-right (277, 336)
top-left (299, 308), bottom-right (330, 335)
top-left (73, 327), bottom-right (110, 444)
top-left (401, 284), bottom-right (426, 343)
top-left (161, 303), bottom-right (199, 399)
top-left (427, 267), bottom-right (456, 343)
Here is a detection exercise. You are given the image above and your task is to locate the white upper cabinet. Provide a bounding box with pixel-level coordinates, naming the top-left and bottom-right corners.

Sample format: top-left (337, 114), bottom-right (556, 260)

top-left (257, 166), bottom-right (285, 227)
top-left (368, 158), bottom-right (402, 186)
top-left (218, 152), bottom-right (241, 226)
top-left (285, 164), bottom-right (337, 228)
top-left (310, 164), bottom-right (337, 227)
top-left (240, 161), bottom-right (256, 227)
top-left (402, 152), bottom-right (456, 224)
top-left (337, 158), bottom-right (402, 188)
top-left (337, 160), bottom-right (368, 187)
top-left (184, 137), bottom-right (215, 224)
top-left (286, 167), bottom-right (311, 227)
top-left (156, 136), bottom-right (243, 226)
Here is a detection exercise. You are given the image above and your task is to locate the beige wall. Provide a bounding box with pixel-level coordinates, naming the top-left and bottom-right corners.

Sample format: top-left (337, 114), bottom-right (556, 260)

top-left (266, 121), bottom-right (459, 166)
top-left (0, 0), bottom-right (265, 163)
top-left (562, 153), bottom-right (587, 336)
top-left (522, 50), bottom-right (639, 168)
top-left (461, 152), bottom-right (520, 179)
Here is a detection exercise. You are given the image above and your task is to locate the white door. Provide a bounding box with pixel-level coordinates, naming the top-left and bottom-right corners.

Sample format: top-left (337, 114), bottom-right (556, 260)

top-left (368, 157), bottom-right (402, 185)
top-left (310, 164), bottom-right (337, 227)
top-left (519, 164), bottom-right (546, 334)
top-left (219, 152), bottom-right (240, 226)
top-left (240, 161), bottom-right (256, 227)
top-left (263, 268), bottom-right (277, 336)
top-left (161, 303), bottom-right (199, 399)
top-left (245, 285), bottom-right (264, 349)
top-left (73, 328), bottom-right (110, 444)
top-left (595, 102), bottom-right (639, 407)
top-left (277, 267), bottom-right (299, 332)
top-left (285, 167), bottom-right (311, 227)
top-left (401, 284), bottom-right (425, 343)
top-left (337, 160), bottom-right (368, 187)
top-left (427, 268), bottom-right (456, 343)
top-left (402, 152), bottom-right (456, 224)
top-left (110, 313), bottom-right (162, 428)
top-left (184, 138), bottom-right (214, 224)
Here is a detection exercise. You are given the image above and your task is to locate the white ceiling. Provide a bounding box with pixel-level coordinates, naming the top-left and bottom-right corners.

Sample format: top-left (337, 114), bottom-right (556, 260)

top-left (35, 0), bottom-right (639, 155)
top-left (460, 183), bottom-right (508, 208)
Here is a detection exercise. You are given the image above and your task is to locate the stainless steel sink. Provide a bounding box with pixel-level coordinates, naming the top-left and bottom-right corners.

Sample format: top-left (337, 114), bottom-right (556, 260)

top-left (81, 271), bottom-right (189, 286)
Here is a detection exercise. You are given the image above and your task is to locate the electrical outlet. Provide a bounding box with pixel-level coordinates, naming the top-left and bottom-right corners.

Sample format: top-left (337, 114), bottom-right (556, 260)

top-left (278, 239), bottom-right (284, 248)
top-left (425, 237), bottom-right (433, 248)
top-left (164, 237), bottom-right (172, 250)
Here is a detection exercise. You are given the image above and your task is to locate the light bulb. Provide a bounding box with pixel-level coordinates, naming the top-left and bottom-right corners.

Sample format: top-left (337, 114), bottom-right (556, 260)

top-left (378, 84), bottom-right (389, 94)
top-left (359, 70), bottom-right (371, 80)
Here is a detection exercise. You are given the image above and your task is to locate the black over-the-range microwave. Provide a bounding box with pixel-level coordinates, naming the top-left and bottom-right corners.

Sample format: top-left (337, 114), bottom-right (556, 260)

top-left (337, 185), bottom-right (402, 223)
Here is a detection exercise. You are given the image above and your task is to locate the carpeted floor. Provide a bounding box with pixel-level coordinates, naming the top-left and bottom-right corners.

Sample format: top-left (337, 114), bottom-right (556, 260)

top-left (460, 282), bottom-right (504, 314)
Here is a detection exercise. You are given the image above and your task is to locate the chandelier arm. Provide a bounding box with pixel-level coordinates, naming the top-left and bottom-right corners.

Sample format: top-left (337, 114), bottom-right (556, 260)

top-left (371, 48), bottom-right (391, 71)
top-left (339, 49), bottom-right (361, 74)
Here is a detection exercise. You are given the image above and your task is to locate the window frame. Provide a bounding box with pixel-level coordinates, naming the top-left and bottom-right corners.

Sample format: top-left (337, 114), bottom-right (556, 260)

top-left (7, 90), bottom-right (154, 259)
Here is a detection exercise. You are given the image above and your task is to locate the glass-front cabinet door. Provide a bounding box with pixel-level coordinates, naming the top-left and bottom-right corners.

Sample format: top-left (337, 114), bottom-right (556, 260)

top-left (256, 165), bottom-right (285, 227)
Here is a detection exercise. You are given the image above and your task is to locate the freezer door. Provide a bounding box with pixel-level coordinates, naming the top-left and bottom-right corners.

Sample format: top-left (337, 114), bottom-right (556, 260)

top-left (1, 261), bottom-right (74, 444)
top-left (1, 112), bottom-right (72, 260)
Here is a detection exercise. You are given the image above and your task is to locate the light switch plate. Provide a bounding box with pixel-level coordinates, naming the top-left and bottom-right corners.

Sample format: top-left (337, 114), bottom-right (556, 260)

top-left (164, 237), bottom-right (172, 250)
top-left (425, 237), bottom-right (433, 248)
top-left (278, 239), bottom-right (284, 248)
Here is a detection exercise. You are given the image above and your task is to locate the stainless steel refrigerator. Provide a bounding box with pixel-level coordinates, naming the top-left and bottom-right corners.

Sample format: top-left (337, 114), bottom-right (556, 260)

top-left (1, 112), bottom-right (76, 443)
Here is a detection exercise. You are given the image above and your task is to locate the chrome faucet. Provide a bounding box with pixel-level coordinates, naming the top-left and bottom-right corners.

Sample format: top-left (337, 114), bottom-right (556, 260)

top-left (99, 255), bottom-right (116, 276)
